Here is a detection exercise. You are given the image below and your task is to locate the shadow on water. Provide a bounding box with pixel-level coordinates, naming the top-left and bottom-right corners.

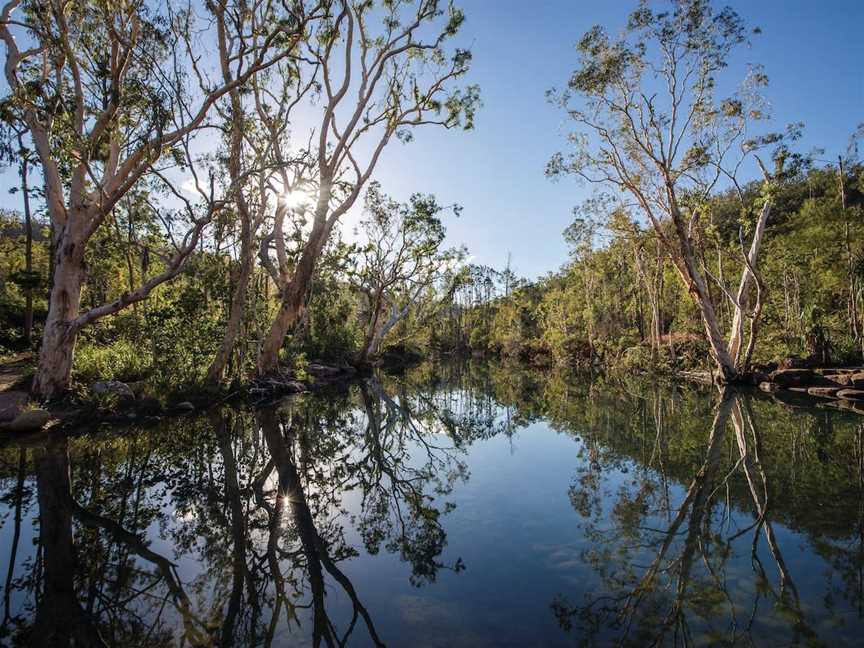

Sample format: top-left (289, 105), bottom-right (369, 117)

top-left (0, 363), bottom-right (863, 646)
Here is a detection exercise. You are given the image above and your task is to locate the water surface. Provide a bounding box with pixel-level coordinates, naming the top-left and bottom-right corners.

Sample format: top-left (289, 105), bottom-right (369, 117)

top-left (1, 363), bottom-right (863, 646)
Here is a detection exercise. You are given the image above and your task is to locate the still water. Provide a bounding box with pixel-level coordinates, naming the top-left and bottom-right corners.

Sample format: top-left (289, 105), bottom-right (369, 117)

top-left (1, 363), bottom-right (863, 647)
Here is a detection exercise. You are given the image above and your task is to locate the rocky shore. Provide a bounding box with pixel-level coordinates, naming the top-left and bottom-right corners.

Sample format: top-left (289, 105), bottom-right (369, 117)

top-left (756, 367), bottom-right (864, 414)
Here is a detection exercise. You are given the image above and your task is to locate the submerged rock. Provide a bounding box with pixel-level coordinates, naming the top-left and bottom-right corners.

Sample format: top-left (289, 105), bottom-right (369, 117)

top-left (770, 368), bottom-right (816, 387)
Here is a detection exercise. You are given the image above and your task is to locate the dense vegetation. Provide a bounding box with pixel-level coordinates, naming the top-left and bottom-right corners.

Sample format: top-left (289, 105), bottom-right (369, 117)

top-left (435, 163), bottom-right (864, 373)
top-left (0, 0), bottom-right (861, 401)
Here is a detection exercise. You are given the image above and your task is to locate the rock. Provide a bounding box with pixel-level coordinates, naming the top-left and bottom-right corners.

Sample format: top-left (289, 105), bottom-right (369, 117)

top-left (92, 380), bottom-right (134, 399)
top-left (307, 363), bottom-right (342, 377)
top-left (285, 381), bottom-right (306, 393)
top-left (825, 374), bottom-right (853, 386)
top-left (850, 372), bottom-right (864, 388)
top-left (174, 401), bottom-right (195, 413)
top-left (0, 391), bottom-right (30, 422)
top-left (3, 408), bottom-right (51, 432)
top-left (770, 368), bottom-right (816, 387)
top-left (779, 356), bottom-right (814, 370)
top-left (835, 399), bottom-right (864, 415)
top-left (808, 386), bottom-right (842, 398)
top-left (837, 389), bottom-right (864, 402)
top-left (759, 382), bottom-right (779, 393)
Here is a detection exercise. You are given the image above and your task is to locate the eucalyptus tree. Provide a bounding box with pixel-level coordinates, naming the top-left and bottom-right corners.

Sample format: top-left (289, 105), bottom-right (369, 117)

top-left (255, 0), bottom-right (479, 375)
top-left (354, 182), bottom-right (464, 363)
top-left (548, 0), bottom-right (795, 382)
top-left (205, 1), bottom-right (327, 385)
top-left (0, 0), bottom-right (313, 397)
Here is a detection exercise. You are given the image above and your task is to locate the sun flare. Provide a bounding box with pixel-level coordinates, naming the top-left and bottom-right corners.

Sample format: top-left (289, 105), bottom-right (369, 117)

top-left (281, 189), bottom-right (314, 209)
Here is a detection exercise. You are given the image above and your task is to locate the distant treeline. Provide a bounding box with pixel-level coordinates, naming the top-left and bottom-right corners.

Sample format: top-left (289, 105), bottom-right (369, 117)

top-left (426, 162), bottom-right (864, 373)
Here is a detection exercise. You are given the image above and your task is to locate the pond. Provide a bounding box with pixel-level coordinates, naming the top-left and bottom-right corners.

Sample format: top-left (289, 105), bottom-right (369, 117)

top-left (1, 363), bottom-right (863, 647)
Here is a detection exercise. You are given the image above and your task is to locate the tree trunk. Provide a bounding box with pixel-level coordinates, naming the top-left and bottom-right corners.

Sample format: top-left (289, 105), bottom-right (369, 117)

top-left (357, 289), bottom-right (385, 365)
top-left (256, 222), bottom-right (327, 375)
top-left (665, 187), bottom-right (737, 382)
top-left (19, 141), bottom-right (33, 345)
top-left (32, 226), bottom-right (86, 399)
top-left (728, 200), bottom-right (771, 367)
top-left (206, 226), bottom-right (254, 385)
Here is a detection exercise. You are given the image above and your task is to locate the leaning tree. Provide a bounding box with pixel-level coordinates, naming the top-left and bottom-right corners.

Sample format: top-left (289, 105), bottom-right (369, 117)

top-left (354, 182), bottom-right (465, 363)
top-left (549, 0), bottom-right (798, 382)
top-left (255, 0), bottom-right (479, 375)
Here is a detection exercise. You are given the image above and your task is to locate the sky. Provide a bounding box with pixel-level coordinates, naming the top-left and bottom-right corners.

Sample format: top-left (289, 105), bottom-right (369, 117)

top-left (1, 0), bottom-right (862, 280)
top-left (369, 0), bottom-right (864, 279)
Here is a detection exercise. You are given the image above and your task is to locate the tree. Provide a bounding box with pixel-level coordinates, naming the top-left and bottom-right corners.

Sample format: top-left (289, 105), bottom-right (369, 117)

top-left (354, 182), bottom-right (464, 363)
top-left (255, 0), bottom-right (479, 375)
top-left (549, 0), bottom-right (796, 382)
top-left (0, 0), bottom-right (311, 397)
top-left (205, 1), bottom-right (327, 385)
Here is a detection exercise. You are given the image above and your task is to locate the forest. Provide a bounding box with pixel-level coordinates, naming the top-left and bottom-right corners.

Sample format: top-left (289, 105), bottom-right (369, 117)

top-left (0, 0), bottom-right (861, 408)
top-left (2, 1), bottom-right (864, 647)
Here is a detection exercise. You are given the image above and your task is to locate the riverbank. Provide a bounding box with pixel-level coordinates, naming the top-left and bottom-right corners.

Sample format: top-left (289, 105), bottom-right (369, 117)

top-left (0, 359), bottom-right (363, 436)
top-left (3, 350), bottom-right (864, 440)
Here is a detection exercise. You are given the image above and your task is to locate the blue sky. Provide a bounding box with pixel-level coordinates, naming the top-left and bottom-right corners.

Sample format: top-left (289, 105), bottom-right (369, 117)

top-left (1, 0), bottom-right (862, 280)
top-left (371, 0), bottom-right (864, 279)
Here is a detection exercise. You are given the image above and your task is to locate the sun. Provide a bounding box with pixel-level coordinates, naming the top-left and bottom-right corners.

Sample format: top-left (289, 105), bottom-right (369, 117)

top-left (281, 188), bottom-right (314, 209)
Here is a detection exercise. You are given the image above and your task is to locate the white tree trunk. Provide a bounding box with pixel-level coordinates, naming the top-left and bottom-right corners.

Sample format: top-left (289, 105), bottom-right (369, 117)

top-left (727, 200), bottom-right (771, 367)
top-left (32, 225), bottom-right (86, 398)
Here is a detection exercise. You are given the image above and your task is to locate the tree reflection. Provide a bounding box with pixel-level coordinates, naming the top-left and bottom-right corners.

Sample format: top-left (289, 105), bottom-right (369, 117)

top-left (0, 376), bottom-right (468, 647)
top-left (552, 391), bottom-right (832, 647)
top-left (2, 366), bottom-right (863, 646)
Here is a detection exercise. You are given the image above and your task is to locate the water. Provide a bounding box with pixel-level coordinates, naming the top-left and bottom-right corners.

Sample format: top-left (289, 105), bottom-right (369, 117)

top-left (1, 363), bottom-right (863, 647)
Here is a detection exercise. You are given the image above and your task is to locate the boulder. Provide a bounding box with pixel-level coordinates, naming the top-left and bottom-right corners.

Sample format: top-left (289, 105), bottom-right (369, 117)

top-left (850, 372), bottom-right (864, 388)
top-left (125, 380), bottom-right (148, 395)
top-left (92, 380), bottom-right (134, 399)
top-left (307, 363), bottom-right (342, 377)
top-left (770, 368), bottom-right (816, 387)
top-left (837, 389), bottom-right (864, 402)
top-left (825, 374), bottom-right (853, 386)
top-left (3, 408), bottom-right (51, 432)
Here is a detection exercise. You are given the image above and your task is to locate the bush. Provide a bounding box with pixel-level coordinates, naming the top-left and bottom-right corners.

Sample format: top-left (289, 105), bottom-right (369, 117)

top-left (73, 339), bottom-right (152, 384)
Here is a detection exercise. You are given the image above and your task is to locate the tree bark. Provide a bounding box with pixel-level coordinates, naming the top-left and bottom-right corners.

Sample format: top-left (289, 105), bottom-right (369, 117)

top-left (31, 223), bottom-right (86, 398)
top-left (256, 219), bottom-right (329, 375)
top-left (19, 137), bottom-right (33, 344)
top-left (207, 220), bottom-right (254, 385)
top-left (665, 185), bottom-right (737, 382)
top-left (728, 200), bottom-right (771, 366)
